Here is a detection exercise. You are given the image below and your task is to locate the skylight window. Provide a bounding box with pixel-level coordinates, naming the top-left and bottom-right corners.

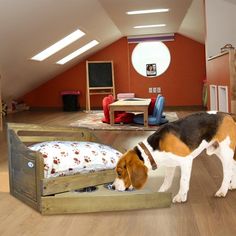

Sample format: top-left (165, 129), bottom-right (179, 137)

top-left (56, 40), bottom-right (99, 65)
top-left (31, 29), bottom-right (85, 61)
top-left (134, 24), bottom-right (166, 29)
top-left (127, 8), bottom-right (169, 15)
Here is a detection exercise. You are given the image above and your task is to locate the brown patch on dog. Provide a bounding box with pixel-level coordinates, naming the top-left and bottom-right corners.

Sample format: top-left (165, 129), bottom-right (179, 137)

top-left (115, 154), bottom-right (132, 189)
top-left (159, 133), bottom-right (191, 157)
top-left (213, 115), bottom-right (236, 160)
top-left (212, 141), bottom-right (219, 149)
top-left (115, 150), bottom-right (148, 189)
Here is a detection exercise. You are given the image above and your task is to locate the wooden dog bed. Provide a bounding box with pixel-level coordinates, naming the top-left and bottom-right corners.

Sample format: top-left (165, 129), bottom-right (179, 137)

top-left (7, 123), bottom-right (171, 215)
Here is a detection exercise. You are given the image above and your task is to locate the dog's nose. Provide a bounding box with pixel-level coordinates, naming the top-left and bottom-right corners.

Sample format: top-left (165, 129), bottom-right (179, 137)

top-left (111, 185), bottom-right (116, 190)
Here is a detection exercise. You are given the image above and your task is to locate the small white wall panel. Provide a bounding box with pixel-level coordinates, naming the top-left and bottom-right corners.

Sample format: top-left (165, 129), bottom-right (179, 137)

top-left (218, 86), bottom-right (228, 112)
top-left (210, 85), bottom-right (218, 111)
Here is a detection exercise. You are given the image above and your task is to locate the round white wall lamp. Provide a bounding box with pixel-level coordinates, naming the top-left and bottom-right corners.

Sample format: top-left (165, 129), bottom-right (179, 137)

top-left (131, 41), bottom-right (171, 77)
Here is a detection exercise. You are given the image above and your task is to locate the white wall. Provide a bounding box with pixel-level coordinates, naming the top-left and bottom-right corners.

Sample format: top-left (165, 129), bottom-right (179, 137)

top-left (179, 0), bottom-right (205, 43)
top-left (205, 0), bottom-right (236, 58)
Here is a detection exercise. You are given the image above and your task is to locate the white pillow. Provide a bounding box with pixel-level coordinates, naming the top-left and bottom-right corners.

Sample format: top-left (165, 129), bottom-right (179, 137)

top-left (29, 141), bottom-right (121, 178)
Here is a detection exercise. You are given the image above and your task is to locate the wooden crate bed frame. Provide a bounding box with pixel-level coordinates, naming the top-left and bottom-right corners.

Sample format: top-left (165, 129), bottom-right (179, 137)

top-left (7, 123), bottom-right (171, 215)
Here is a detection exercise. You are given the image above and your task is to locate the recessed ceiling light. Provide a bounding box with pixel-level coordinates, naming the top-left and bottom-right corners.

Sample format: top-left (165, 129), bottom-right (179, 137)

top-left (134, 24), bottom-right (166, 29)
top-left (31, 29), bottom-right (85, 61)
top-left (127, 8), bottom-right (169, 15)
top-left (56, 40), bottom-right (99, 65)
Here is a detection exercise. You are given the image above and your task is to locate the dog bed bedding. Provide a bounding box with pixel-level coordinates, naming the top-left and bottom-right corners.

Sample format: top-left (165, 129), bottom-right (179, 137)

top-left (29, 141), bottom-right (121, 178)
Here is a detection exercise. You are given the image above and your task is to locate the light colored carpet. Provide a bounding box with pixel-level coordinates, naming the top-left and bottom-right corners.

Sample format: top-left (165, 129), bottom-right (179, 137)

top-left (70, 111), bottom-right (178, 131)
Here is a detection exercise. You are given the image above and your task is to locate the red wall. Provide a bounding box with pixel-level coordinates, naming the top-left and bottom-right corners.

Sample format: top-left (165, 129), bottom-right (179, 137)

top-left (21, 34), bottom-right (206, 109)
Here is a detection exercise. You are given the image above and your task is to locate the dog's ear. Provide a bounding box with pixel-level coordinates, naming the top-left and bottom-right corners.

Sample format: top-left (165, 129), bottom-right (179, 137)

top-left (126, 151), bottom-right (148, 189)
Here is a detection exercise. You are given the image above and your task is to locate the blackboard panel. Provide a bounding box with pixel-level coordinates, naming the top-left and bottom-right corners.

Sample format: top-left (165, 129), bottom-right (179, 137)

top-left (88, 62), bottom-right (113, 87)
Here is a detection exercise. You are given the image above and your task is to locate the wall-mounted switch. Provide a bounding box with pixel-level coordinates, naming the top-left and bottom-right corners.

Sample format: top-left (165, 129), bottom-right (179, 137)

top-left (156, 87), bottom-right (161, 93)
top-left (153, 87), bottom-right (157, 93)
top-left (149, 87), bottom-right (152, 93)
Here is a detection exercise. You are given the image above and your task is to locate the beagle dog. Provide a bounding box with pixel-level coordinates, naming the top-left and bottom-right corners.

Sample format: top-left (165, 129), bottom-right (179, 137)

top-left (112, 111), bottom-right (236, 203)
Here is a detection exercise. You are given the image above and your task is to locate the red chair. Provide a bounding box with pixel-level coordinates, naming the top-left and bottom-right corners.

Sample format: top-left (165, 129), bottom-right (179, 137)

top-left (101, 95), bottom-right (114, 123)
top-left (148, 97), bottom-right (157, 115)
top-left (102, 95), bottom-right (134, 124)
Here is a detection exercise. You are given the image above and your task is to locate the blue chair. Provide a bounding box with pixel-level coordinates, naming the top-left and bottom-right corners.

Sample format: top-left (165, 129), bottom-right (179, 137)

top-left (133, 96), bottom-right (168, 125)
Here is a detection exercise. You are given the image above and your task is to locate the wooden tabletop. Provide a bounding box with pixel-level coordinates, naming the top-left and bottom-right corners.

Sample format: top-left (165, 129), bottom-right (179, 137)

top-left (109, 98), bottom-right (151, 107)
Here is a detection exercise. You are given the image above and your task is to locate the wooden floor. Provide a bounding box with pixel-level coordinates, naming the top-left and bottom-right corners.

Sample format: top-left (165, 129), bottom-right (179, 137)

top-left (1, 110), bottom-right (236, 236)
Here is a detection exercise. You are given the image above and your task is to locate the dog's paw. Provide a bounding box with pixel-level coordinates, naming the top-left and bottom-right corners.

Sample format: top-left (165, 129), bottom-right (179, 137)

top-left (215, 189), bottom-right (227, 197)
top-left (172, 193), bottom-right (187, 203)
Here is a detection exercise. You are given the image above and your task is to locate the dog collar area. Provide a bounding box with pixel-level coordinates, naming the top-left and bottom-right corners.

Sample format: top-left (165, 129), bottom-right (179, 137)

top-left (138, 142), bottom-right (157, 170)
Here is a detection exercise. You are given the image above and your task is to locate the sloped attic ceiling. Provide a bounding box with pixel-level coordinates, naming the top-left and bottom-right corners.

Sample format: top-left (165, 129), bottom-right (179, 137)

top-left (0, 0), bottom-right (205, 101)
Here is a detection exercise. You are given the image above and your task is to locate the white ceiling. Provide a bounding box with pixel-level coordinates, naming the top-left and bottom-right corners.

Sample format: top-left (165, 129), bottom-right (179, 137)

top-left (0, 0), bottom-right (205, 101)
